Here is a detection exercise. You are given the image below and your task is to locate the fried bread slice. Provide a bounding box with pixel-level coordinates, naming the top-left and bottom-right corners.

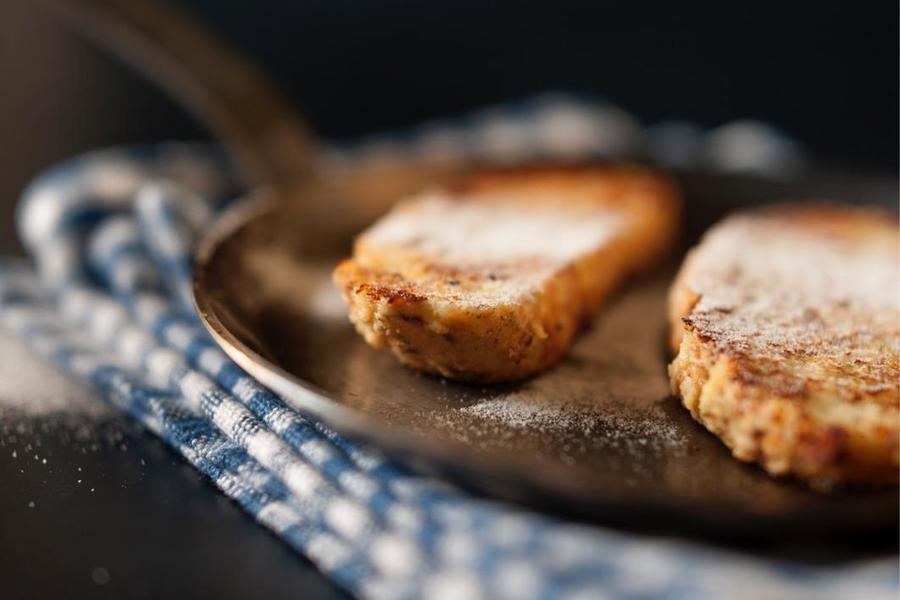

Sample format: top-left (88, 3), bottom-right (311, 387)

top-left (668, 203), bottom-right (900, 488)
top-left (334, 165), bottom-right (679, 382)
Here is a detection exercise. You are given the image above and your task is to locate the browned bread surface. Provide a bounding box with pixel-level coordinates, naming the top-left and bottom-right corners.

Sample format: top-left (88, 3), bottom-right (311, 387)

top-left (334, 164), bottom-right (680, 382)
top-left (668, 203), bottom-right (900, 488)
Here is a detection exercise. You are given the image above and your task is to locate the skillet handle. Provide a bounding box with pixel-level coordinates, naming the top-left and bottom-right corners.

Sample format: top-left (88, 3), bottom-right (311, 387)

top-left (42, 0), bottom-right (314, 189)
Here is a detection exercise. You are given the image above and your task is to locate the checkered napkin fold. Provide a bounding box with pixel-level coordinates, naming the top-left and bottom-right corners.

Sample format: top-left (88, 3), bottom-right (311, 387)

top-left (1, 97), bottom-right (894, 599)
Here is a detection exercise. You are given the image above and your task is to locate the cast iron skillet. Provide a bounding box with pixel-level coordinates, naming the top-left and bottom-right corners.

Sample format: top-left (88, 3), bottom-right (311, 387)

top-left (193, 166), bottom-right (899, 542)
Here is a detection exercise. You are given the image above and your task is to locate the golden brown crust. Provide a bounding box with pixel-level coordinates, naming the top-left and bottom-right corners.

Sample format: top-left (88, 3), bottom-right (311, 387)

top-left (334, 164), bottom-right (680, 382)
top-left (668, 203), bottom-right (900, 488)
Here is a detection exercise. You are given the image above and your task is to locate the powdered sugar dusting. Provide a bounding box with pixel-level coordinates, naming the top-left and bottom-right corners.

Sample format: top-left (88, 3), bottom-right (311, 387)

top-left (685, 210), bottom-right (900, 372)
top-left (362, 193), bottom-right (624, 268)
top-left (0, 330), bottom-right (109, 418)
top-left (460, 397), bottom-right (589, 430)
top-left (452, 393), bottom-right (688, 455)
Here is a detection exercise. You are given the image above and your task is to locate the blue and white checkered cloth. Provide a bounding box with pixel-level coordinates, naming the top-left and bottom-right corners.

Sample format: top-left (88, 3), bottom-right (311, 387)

top-left (1, 98), bottom-right (894, 599)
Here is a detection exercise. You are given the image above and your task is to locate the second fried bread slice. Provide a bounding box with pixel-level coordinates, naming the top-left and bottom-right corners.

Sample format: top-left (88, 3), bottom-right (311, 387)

top-left (669, 203), bottom-right (899, 487)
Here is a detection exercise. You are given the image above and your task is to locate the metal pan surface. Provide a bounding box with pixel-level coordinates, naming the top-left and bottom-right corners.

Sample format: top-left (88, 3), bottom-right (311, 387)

top-left (193, 166), bottom-right (899, 541)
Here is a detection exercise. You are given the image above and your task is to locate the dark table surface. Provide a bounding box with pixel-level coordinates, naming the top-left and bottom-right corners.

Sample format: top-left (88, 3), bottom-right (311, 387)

top-left (2, 419), bottom-right (343, 600)
top-left (0, 340), bottom-right (348, 600)
top-left (0, 218), bottom-right (345, 599)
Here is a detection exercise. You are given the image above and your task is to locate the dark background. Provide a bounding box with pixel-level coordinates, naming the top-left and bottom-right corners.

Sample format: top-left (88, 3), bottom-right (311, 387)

top-left (176, 0), bottom-right (900, 168)
top-left (0, 2), bottom-right (897, 253)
